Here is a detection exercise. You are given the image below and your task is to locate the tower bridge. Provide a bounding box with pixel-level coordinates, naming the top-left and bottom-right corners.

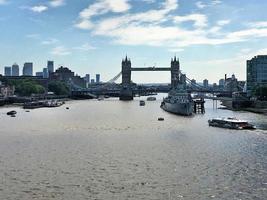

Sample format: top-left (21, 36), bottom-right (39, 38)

top-left (120, 56), bottom-right (181, 100)
top-left (71, 56), bottom-right (232, 99)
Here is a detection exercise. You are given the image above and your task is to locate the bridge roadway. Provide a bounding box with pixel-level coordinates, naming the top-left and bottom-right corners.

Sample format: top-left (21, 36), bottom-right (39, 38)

top-left (72, 84), bottom-right (233, 99)
top-left (131, 67), bottom-right (171, 71)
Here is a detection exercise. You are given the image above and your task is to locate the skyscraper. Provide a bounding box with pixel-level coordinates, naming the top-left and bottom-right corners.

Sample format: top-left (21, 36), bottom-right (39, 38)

top-left (203, 79), bottom-right (209, 88)
top-left (47, 61), bottom-right (54, 74)
top-left (96, 74), bottom-right (100, 83)
top-left (43, 68), bottom-right (49, 78)
top-left (11, 63), bottom-right (19, 76)
top-left (247, 55), bottom-right (267, 94)
top-left (23, 62), bottom-right (33, 76)
top-left (4, 66), bottom-right (12, 76)
top-left (219, 79), bottom-right (225, 88)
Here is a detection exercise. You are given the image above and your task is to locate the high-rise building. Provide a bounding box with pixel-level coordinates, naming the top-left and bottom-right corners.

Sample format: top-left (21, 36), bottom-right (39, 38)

top-left (203, 79), bottom-right (209, 88)
top-left (47, 61), bottom-right (54, 74)
top-left (96, 74), bottom-right (100, 83)
top-left (43, 68), bottom-right (49, 78)
top-left (11, 63), bottom-right (19, 76)
top-left (23, 62), bottom-right (33, 76)
top-left (91, 79), bottom-right (95, 84)
top-left (247, 55), bottom-right (267, 94)
top-left (84, 74), bottom-right (90, 87)
top-left (219, 79), bottom-right (225, 87)
top-left (4, 66), bottom-right (12, 76)
top-left (36, 72), bottom-right (43, 77)
top-left (85, 74), bottom-right (90, 83)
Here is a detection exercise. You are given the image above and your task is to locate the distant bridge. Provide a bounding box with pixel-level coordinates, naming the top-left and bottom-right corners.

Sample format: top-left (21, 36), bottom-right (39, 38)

top-left (70, 56), bottom-right (236, 99)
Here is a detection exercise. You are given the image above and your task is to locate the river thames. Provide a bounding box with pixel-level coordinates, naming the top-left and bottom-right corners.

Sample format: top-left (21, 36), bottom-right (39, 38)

top-left (0, 96), bottom-right (266, 200)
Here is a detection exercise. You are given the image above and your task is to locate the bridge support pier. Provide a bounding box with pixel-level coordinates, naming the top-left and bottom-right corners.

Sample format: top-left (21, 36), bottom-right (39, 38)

top-left (119, 87), bottom-right (133, 100)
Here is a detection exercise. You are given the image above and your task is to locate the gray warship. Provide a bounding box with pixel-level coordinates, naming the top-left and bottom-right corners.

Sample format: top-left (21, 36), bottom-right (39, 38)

top-left (160, 57), bottom-right (194, 116)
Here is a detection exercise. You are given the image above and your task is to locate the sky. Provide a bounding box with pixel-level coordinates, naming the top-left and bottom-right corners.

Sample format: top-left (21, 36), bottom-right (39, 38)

top-left (1, 0), bottom-right (267, 84)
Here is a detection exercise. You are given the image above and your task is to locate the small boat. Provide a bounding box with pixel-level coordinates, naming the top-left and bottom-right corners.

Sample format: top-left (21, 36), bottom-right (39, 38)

top-left (23, 101), bottom-right (44, 109)
top-left (158, 117), bottom-right (164, 121)
top-left (208, 117), bottom-right (256, 130)
top-left (98, 96), bottom-right (104, 101)
top-left (7, 110), bottom-right (17, 115)
top-left (139, 100), bottom-right (145, 106)
top-left (147, 96), bottom-right (156, 101)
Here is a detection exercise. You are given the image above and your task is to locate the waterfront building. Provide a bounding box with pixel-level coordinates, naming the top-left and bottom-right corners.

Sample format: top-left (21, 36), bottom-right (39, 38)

top-left (47, 61), bottom-right (54, 74)
top-left (4, 66), bottom-right (12, 76)
top-left (203, 79), bottom-right (209, 88)
top-left (0, 84), bottom-right (15, 98)
top-left (91, 79), bottom-right (95, 84)
top-left (50, 66), bottom-right (86, 88)
top-left (36, 72), bottom-right (43, 77)
top-left (96, 74), bottom-right (100, 83)
top-left (224, 74), bottom-right (242, 93)
top-left (11, 63), bottom-right (19, 76)
top-left (247, 55), bottom-right (267, 94)
top-left (23, 62), bottom-right (33, 76)
top-left (43, 68), bottom-right (49, 78)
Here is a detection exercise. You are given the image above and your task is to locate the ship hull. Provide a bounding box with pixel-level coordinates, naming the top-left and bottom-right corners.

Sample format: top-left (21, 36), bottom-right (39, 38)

top-left (161, 101), bottom-right (193, 116)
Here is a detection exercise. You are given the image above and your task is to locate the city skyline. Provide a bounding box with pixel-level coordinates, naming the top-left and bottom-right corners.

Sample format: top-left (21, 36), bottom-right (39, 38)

top-left (1, 0), bottom-right (267, 83)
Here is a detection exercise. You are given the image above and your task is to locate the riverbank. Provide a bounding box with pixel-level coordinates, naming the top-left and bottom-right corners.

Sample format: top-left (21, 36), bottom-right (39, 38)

top-left (221, 99), bottom-right (267, 115)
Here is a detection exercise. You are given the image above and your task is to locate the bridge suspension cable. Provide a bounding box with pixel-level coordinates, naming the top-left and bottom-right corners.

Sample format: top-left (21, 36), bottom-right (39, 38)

top-left (107, 71), bottom-right (122, 83)
top-left (178, 70), bottom-right (206, 90)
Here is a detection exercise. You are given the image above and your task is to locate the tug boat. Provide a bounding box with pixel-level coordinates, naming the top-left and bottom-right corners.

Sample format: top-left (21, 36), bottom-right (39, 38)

top-left (208, 117), bottom-right (256, 130)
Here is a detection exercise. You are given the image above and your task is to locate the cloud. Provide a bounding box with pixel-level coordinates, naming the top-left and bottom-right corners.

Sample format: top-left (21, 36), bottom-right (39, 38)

top-left (0, 0), bottom-right (8, 5)
top-left (75, 0), bottom-right (131, 30)
top-left (50, 0), bottom-right (65, 7)
top-left (211, 0), bottom-right (222, 5)
top-left (217, 20), bottom-right (230, 26)
top-left (74, 0), bottom-right (267, 49)
top-left (73, 43), bottom-right (96, 51)
top-left (26, 34), bottom-right (41, 39)
top-left (51, 46), bottom-right (71, 56)
top-left (174, 14), bottom-right (208, 28)
top-left (248, 21), bottom-right (267, 28)
top-left (142, 0), bottom-right (156, 3)
top-left (41, 38), bottom-right (58, 45)
top-left (195, 0), bottom-right (222, 9)
top-left (195, 1), bottom-right (207, 9)
top-left (30, 5), bottom-right (48, 13)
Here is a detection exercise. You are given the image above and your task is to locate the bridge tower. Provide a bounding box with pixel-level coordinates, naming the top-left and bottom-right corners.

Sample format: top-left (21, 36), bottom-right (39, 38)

top-left (120, 56), bottom-right (133, 100)
top-left (121, 56), bottom-right (132, 85)
top-left (171, 56), bottom-right (180, 89)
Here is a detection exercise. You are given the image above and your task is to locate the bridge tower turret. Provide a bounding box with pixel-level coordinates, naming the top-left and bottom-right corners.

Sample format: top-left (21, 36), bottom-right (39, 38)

top-left (171, 56), bottom-right (180, 88)
top-left (120, 56), bottom-right (133, 100)
top-left (121, 56), bottom-right (132, 86)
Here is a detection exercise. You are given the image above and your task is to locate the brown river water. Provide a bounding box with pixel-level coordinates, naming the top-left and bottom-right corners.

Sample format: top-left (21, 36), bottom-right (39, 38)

top-left (0, 96), bottom-right (266, 200)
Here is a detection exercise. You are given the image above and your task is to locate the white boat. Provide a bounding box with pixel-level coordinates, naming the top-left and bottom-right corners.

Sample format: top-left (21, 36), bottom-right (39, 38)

top-left (208, 117), bottom-right (256, 130)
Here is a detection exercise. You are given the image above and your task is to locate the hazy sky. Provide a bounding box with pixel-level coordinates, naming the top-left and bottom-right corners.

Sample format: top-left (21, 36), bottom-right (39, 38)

top-left (1, 0), bottom-right (267, 83)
